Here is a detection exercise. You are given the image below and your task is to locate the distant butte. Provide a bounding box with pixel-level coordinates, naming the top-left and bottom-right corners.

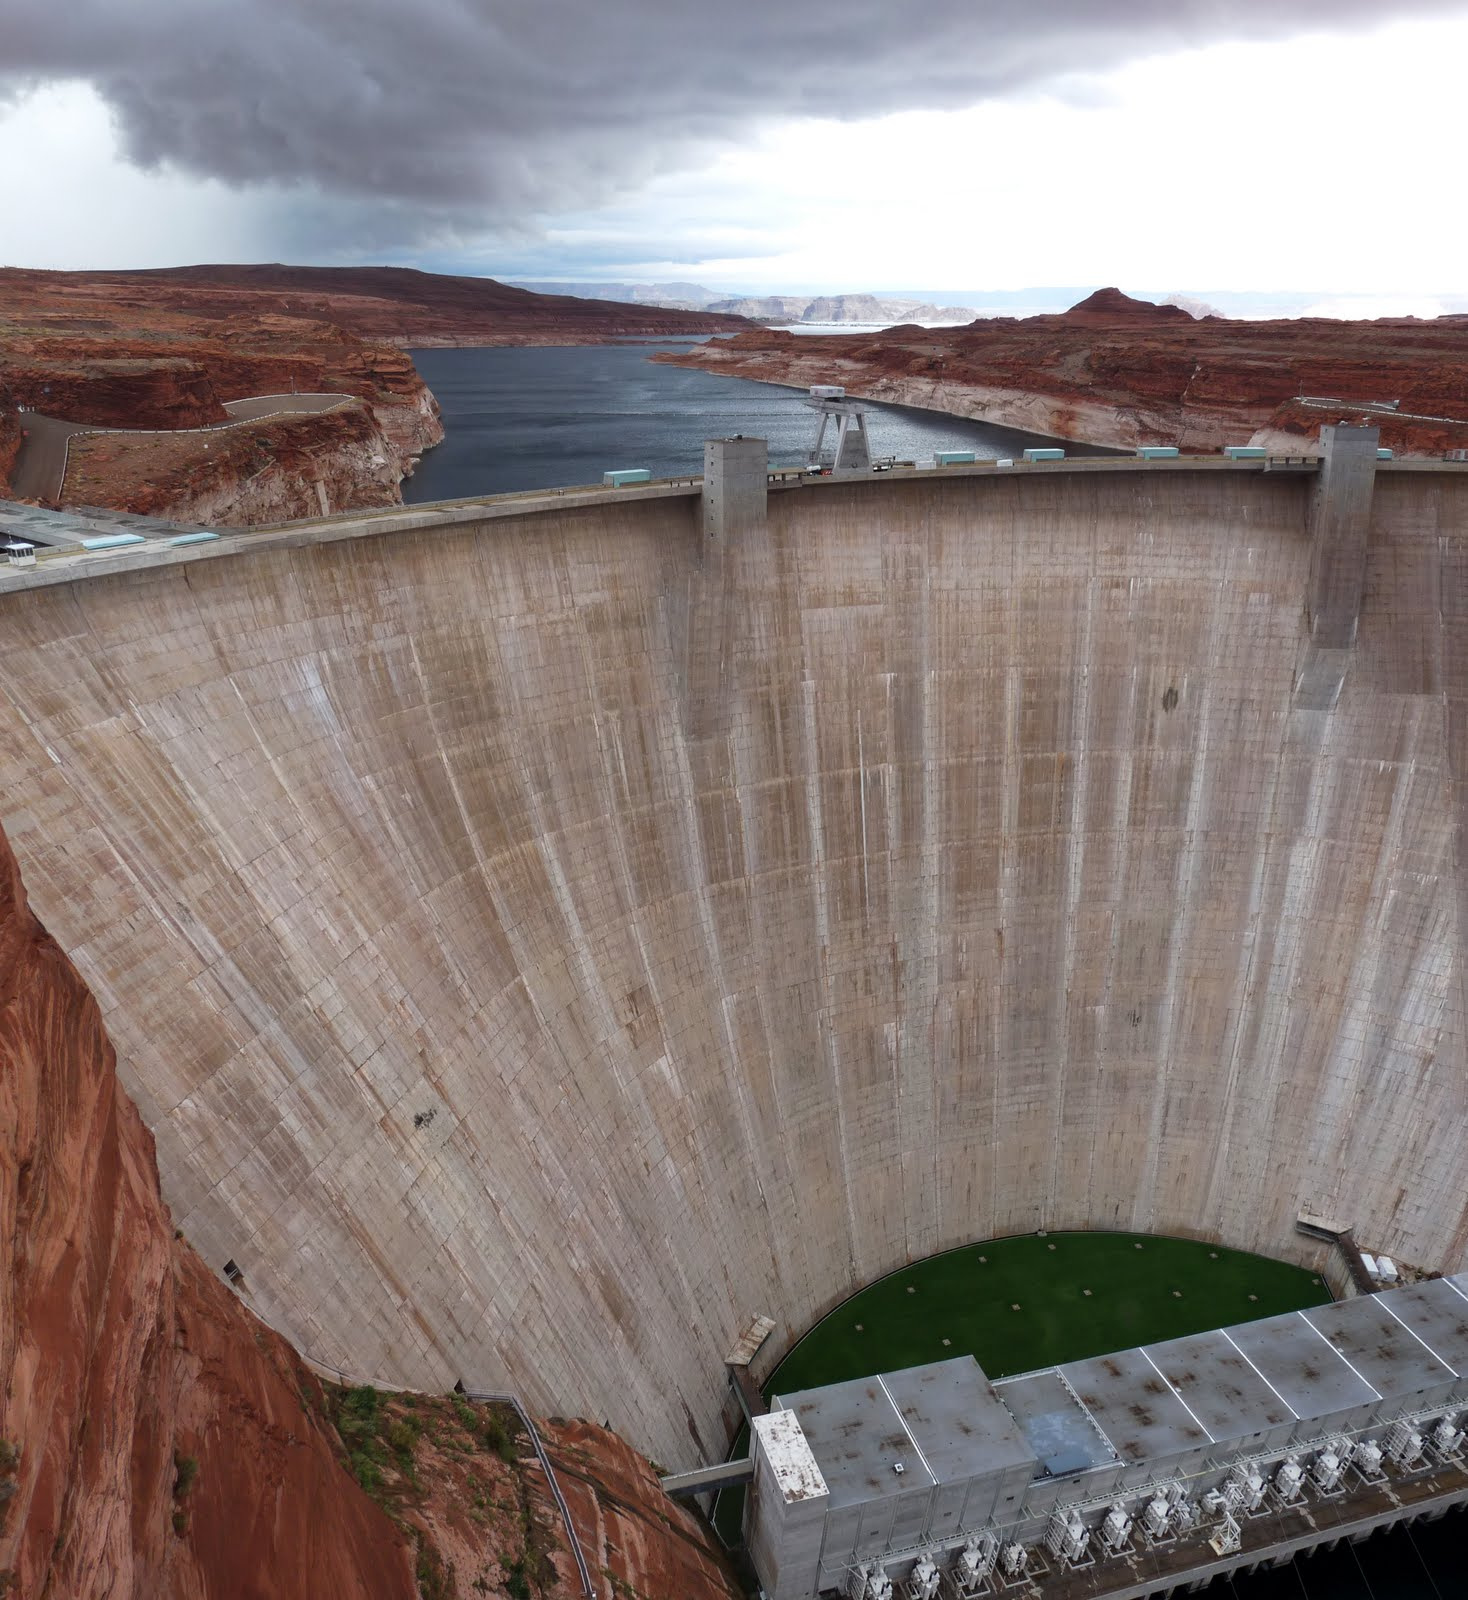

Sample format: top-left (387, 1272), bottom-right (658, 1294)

top-left (657, 287), bottom-right (1468, 457)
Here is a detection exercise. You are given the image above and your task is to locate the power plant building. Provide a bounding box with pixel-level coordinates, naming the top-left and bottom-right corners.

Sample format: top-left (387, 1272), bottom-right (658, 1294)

top-left (750, 1273), bottom-right (1468, 1597)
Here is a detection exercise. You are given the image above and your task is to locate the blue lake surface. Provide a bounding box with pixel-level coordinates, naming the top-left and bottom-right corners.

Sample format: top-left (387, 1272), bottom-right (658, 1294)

top-left (403, 339), bottom-right (1108, 501)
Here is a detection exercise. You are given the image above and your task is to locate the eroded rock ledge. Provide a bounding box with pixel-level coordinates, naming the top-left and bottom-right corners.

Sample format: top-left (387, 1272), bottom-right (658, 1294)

top-left (657, 287), bottom-right (1468, 456)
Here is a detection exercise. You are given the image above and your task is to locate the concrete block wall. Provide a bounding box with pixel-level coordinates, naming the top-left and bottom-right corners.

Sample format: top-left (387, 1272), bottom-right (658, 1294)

top-left (0, 467), bottom-right (1465, 1469)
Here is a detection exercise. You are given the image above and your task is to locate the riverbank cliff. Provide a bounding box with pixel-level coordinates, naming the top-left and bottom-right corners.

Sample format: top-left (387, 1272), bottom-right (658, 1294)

top-left (656, 288), bottom-right (1468, 456)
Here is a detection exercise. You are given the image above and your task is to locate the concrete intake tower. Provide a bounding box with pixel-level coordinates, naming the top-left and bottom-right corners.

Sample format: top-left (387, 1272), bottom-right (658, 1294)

top-left (0, 431), bottom-right (1465, 1477)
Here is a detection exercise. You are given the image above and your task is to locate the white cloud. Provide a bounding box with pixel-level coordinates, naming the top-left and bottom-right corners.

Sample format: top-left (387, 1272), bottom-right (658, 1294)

top-left (0, 84), bottom-right (268, 268)
top-left (3, 14), bottom-right (1467, 296)
top-left (515, 16), bottom-right (1468, 296)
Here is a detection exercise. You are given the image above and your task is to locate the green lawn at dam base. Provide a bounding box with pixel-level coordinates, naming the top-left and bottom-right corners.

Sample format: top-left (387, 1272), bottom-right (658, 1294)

top-left (713, 1231), bottom-right (1330, 1545)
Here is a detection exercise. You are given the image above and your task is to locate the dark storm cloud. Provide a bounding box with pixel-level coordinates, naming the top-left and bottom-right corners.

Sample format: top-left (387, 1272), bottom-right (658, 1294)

top-left (7, 0), bottom-right (1462, 221)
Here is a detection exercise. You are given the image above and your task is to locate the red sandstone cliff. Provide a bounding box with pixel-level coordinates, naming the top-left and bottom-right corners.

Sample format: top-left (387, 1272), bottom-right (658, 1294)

top-left (0, 303), bottom-right (441, 447)
top-left (0, 818), bottom-right (742, 1600)
top-left (62, 402), bottom-right (408, 526)
top-left (0, 821), bottom-right (420, 1599)
top-left (658, 288), bottom-right (1468, 457)
top-left (0, 290), bottom-right (443, 520)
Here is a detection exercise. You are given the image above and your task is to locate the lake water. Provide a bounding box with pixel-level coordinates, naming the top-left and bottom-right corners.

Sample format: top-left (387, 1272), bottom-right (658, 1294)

top-left (403, 340), bottom-right (1106, 501)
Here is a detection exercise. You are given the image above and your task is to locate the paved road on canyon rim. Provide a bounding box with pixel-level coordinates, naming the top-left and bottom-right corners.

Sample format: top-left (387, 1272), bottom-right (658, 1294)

top-left (9, 392), bottom-right (355, 504)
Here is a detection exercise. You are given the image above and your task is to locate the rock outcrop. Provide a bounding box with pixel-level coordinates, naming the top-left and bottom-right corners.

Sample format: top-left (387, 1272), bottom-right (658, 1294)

top-left (545, 1419), bottom-right (739, 1600)
top-left (0, 286), bottom-right (445, 519)
top-left (658, 288), bottom-right (1468, 456)
top-left (0, 815), bottom-right (743, 1600)
top-left (0, 820), bottom-right (419, 1599)
top-left (321, 1387), bottom-right (740, 1600)
top-left (62, 402), bottom-right (407, 526)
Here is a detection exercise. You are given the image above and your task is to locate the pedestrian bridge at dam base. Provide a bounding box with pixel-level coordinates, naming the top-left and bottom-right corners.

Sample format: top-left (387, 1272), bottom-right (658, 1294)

top-left (748, 1272), bottom-right (1468, 1600)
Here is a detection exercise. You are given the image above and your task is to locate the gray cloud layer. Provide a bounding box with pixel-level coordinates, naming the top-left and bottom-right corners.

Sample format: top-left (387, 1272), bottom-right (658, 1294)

top-left (8, 1), bottom-right (1463, 227)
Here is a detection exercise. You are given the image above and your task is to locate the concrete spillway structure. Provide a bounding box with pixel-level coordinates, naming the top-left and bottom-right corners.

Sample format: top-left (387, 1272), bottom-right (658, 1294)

top-left (1, 441), bottom-right (1467, 1470)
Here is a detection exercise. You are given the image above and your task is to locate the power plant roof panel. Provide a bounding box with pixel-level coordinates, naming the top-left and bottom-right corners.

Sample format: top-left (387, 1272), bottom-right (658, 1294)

top-left (777, 1378), bottom-right (937, 1509)
top-left (994, 1369), bottom-right (1117, 1478)
top-left (1301, 1294), bottom-right (1456, 1403)
top-left (1225, 1311), bottom-right (1380, 1423)
top-left (880, 1358), bottom-right (1037, 1483)
top-left (1376, 1278), bottom-right (1468, 1381)
top-left (1060, 1346), bottom-right (1211, 1463)
top-left (1141, 1328), bottom-right (1295, 1443)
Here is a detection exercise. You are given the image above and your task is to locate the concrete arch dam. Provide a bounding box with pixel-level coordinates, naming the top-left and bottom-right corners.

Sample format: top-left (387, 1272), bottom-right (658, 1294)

top-left (1, 445), bottom-right (1465, 1471)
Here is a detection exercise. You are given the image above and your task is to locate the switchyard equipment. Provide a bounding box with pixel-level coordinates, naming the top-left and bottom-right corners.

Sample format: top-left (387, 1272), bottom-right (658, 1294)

top-left (746, 1272), bottom-right (1468, 1599)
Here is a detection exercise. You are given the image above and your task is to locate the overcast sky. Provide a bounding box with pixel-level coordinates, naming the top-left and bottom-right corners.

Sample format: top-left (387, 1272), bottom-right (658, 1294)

top-left (4, 1), bottom-right (1467, 305)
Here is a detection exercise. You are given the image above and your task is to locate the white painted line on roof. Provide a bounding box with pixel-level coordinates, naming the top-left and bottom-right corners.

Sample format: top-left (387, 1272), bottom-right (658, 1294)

top-left (1139, 1347), bottom-right (1217, 1444)
top-left (877, 1373), bottom-right (937, 1484)
top-left (1378, 1295), bottom-right (1460, 1378)
top-left (1296, 1310), bottom-right (1381, 1400)
top-left (1220, 1330), bottom-right (1300, 1419)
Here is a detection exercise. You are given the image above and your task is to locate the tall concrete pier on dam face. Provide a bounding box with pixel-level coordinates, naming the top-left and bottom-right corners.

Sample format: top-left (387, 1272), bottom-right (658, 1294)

top-left (1, 454), bottom-right (1466, 1470)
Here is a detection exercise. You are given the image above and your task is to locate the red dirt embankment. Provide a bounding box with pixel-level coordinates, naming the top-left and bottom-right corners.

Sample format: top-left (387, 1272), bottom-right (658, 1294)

top-left (0, 815), bottom-right (742, 1600)
top-left (658, 287), bottom-right (1468, 456)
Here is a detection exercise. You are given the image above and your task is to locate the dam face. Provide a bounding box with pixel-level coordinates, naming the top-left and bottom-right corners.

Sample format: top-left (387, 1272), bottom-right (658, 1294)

top-left (1, 460), bottom-right (1466, 1468)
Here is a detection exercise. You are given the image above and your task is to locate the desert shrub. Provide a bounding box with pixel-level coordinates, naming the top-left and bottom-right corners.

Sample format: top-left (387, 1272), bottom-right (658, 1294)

top-left (344, 1385), bottom-right (380, 1420)
top-left (481, 1414), bottom-right (514, 1461)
